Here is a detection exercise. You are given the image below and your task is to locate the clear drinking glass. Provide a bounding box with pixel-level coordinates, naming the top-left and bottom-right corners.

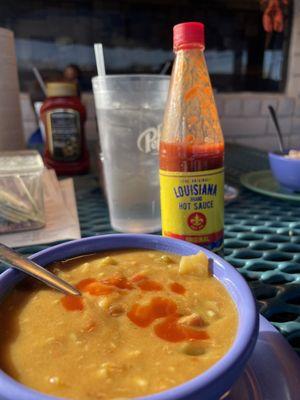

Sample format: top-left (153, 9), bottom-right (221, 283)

top-left (92, 75), bottom-right (170, 233)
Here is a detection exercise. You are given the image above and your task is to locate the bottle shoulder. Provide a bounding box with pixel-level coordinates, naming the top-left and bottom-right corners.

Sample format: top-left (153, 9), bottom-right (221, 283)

top-left (161, 48), bottom-right (223, 144)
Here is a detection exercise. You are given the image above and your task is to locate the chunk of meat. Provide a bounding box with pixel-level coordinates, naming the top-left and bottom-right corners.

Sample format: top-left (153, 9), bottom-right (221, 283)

top-left (178, 313), bottom-right (206, 328)
top-left (108, 304), bottom-right (126, 317)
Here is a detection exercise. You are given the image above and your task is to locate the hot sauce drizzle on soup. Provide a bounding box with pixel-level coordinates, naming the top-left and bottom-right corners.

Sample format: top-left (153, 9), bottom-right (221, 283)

top-left (61, 276), bottom-right (206, 342)
top-left (127, 298), bottom-right (209, 342)
top-left (76, 278), bottom-right (96, 290)
top-left (137, 279), bottom-right (163, 291)
top-left (127, 297), bottom-right (177, 328)
top-left (170, 282), bottom-right (186, 294)
top-left (61, 295), bottom-right (84, 311)
top-left (62, 276), bottom-right (167, 309)
top-left (102, 275), bottom-right (133, 290)
top-left (154, 315), bottom-right (209, 342)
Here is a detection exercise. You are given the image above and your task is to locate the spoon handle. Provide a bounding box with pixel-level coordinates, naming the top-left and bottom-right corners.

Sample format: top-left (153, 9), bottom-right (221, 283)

top-left (0, 243), bottom-right (80, 296)
top-left (268, 105), bottom-right (285, 153)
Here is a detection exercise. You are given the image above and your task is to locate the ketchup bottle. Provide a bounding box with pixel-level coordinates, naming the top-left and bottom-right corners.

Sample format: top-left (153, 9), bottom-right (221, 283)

top-left (41, 82), bottom-right (89, 175)
top-left (159, 22), bottom-right (224, 252)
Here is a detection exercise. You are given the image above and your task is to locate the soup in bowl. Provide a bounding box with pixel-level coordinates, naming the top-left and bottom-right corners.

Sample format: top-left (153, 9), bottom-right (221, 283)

top-left (0, 234), bottom-right (258, 400)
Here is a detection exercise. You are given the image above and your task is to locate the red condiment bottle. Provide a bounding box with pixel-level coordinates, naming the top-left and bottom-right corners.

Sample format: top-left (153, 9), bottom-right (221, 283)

top-left (41, 82), bottom-right (89, 175)
top-left (159, 22), bottom-right (224, 252)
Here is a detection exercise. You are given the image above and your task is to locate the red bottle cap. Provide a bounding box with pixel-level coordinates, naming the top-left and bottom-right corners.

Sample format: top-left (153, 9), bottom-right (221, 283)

top-left (173, 22), bottom-right (205, 51)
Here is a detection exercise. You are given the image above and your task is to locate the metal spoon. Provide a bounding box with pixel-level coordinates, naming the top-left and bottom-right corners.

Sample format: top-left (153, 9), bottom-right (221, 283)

top-left (268, 105), bottom-right (285, 153)
top-left (0, 243), bottom-right (81, 296)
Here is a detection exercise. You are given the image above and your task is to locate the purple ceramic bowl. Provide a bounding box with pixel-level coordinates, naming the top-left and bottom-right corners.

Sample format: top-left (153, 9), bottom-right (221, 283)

top-left (0, 234), bottom-right (259, 400)
top-left (269, 151), bottom-right (300, 192)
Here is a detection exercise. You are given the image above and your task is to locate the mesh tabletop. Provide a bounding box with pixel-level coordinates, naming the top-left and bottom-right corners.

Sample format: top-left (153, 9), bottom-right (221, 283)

top-left (1, 144), bottom-right (300, 355)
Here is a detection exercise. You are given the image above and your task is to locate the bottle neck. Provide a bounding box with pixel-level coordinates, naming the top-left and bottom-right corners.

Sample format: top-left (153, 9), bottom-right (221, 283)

top-left (161, 41), bottom-right (224, 147)
top-left (173, 47), bottom-right (205, 67)
top-left (174, 43), bottom-right (205, 52)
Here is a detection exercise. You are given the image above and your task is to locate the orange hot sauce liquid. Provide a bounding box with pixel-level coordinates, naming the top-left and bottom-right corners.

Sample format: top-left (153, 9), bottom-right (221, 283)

top-left (160, 142), bottom-right (224, 172)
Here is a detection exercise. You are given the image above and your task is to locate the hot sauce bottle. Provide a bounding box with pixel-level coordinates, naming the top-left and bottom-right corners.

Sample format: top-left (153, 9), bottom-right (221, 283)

top-left (41, 82), bottom-right (89, 175)
top-left (159, 22), bottom-right (224, 252)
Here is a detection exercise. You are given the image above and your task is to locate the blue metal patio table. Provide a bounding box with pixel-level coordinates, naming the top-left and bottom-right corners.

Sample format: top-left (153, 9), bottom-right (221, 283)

top-left (3, 144), bottom-right (300, 355)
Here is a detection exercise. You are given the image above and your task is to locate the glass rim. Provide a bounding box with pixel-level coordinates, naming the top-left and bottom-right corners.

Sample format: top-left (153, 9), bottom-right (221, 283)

top-left (92, 74), bottom-right (170, 84)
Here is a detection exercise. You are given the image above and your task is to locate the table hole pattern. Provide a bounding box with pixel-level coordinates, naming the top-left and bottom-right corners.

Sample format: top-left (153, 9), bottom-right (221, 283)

top-left (225, 188), bottom-right (300, 355)
top-left (269, 312), bottom-right (299, 323)
top-left (286, 296), bottom-right (300, 306)
top-left (247, 262), bottom-right (277, 272)
top-left (255, 286), bottom-right (278, 300)
top-left (288, 335), bottom-right (300, 349)
top-left (250, 242), bottom-right (277, 251)
top-left (263, 252), bottom-right (294, 262)
top-left (280, 264), bottom-right (300, 274)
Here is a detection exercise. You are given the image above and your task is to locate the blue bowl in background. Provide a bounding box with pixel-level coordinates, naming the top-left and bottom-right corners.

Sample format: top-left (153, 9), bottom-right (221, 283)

top-left (269, 151), bottom-right (300, 192)
top-left (0, 234), bottom-right (259, 400)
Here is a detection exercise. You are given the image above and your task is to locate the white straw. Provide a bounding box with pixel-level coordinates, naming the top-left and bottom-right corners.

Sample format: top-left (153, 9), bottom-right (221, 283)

top-left (32, 66), bottom-right (47, 96)
top-left (94, 44), bottom-right (106, 76)
top-left (160, 61), bottom-right (171, 74)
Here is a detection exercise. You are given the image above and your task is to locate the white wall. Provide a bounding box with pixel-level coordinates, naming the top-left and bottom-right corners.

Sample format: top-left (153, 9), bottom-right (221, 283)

top-left (287, 0), bottom-right (300, 97)
top-left (216, 93), bottom-right (300, 151)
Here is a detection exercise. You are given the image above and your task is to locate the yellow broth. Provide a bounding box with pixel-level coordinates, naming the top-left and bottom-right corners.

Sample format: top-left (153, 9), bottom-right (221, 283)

top-left (0, 250), bottom-right (238, 399)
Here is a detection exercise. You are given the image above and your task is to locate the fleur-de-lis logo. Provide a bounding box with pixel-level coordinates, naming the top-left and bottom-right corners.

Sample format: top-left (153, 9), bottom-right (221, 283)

top-left (187, 212), bottom-right (207, 231)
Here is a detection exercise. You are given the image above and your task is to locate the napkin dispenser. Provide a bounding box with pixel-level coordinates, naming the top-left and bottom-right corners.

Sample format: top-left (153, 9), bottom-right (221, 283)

top-left (0, 150), bottom-right (45, 233)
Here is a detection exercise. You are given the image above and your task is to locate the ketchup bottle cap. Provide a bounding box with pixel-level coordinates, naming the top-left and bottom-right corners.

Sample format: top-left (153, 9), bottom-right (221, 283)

top-left (173, 22), bottom-right (205, 51)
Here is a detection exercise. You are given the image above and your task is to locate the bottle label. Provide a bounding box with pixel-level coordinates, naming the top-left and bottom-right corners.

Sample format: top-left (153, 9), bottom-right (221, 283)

top-left (46, 109), bottom-right (81, 161)
top-left (160, 167), bottom-right (224, 251)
